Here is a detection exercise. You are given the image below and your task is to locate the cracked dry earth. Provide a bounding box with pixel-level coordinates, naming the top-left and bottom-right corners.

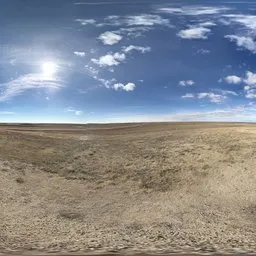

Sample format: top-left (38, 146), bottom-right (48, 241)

top-left (0, 123), bottom-right (256, 255)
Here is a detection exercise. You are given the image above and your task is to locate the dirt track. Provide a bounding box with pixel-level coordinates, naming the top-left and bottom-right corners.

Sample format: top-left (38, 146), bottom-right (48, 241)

top-left (0, 123), bottom-right (256, 254)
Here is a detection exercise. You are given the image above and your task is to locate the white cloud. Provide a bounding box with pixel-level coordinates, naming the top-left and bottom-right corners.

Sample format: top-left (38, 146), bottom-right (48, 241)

top-left (0, 74), bottom-right (64, 102)
top-left (182, 93), bottom-right (195, 98)
top-left (98, 31), bottom-right (122, 45)
top-left (92, 75), bottom-right (136, 92)
top-left (67, 107), bottom-right (84, 116)
top-left (104, 15), bottom-right (121, 24)
top-left (125, 14), bottom-right (170, 27)
top-left (223, 14), bottom-right (256, 30)
top-left (112, 82), bottom-right (135, 92)
top-left (225, 75), bottom-right (242, 84)
top-left (177, 27), bottom-right (210, 39)
top-left (95, 77), bottom-right (116, 88)
top-left (75, 19), bottom-right (96, 25)
top-left (243, 71), bottom-right (256, 98)
top-left (213, 89), bottom-right (238, 96)
top-left (159, 6), bottom-right (229, 15)
top-left (244, 71), bottom-right (256, 85)
top-left (122, 45), bottom-right (151, 54)
top-left (74, 51), bottom-right (85, 57)
top-left (198, 92), bottom-right (227, 103)
top-left (198, 21), bottom-right (216, 27)
top-left (99, 106), bottom-right (256, 123)
top-left (116, 27), bottom-right (151, 38)
top-left (225, 35), bottom-right (256, 53)
top-left (182, 92), bottom-right (227, 103)
top-left (224, 71), bottom-right (256, 99)
top-left (91, 52), bottom-right (126, 67)
top-left (85, 65), bottom-right (99, 75)
top-left (179, 80), bottom-right (195, 86)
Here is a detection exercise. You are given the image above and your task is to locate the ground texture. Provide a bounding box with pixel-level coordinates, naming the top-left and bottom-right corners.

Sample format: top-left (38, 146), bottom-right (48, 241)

top-left (0, 123), bottom-right (255, 254)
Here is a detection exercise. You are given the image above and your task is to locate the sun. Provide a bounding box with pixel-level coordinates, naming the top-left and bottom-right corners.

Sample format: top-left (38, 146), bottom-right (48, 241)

top-left (42, 61), bottom-right (57, 77)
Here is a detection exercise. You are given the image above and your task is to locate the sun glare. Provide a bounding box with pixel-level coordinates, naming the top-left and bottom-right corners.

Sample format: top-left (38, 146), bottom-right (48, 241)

top-left (42, 61), bottom-right (57, 77)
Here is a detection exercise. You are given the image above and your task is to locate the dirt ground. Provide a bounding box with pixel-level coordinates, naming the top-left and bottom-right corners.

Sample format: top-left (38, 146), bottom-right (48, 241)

top-left (0, 122), bottom-right (256, 254)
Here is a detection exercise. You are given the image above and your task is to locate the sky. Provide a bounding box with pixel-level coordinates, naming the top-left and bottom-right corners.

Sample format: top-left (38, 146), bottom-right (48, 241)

top-left (1, 0), bottom-right (256, 123)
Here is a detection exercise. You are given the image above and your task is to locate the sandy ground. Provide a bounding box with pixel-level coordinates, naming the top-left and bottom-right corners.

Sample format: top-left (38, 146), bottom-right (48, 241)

top-left (0, 122), bottom-right (256, 254)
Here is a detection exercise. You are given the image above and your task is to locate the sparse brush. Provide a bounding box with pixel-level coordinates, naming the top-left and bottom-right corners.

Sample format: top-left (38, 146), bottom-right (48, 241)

top-left (15, 177), bottom-right (25, 184)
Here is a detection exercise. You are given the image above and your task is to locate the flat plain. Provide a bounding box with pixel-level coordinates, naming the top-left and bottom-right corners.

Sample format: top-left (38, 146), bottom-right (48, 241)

top-left (0, 122), bottom-right (256, 254)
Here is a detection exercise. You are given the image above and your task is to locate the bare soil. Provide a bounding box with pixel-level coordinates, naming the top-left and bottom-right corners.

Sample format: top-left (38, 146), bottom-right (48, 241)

top-left (0, 122), bottom-right (256, 254)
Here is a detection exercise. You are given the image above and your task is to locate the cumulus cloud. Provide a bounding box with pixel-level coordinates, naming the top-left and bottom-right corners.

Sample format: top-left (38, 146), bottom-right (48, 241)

top-left (92, 75), bottom-right (136, 92)
top-left (225, 75), bottom-right (242, 84)
top-left (243, 71), bottom-right (256, 98)
top-left (91, 52), bottom-right (126, 67)
top-left (244, 71), bottom-right (256, 85)
top-left (112, 82), bottom-right (135, 91)
top-left (158, 6), bottom-right (229, 15)
top-left (224, 71), bottom-right (256, 99)
top-left (122, 45), bottom-right (151, 54)
top-left (225, 35), bottom-right (256, 53)
top-left (75, 19), bottom-right (96, 25)
top-left (74, 51), bottom-right (85, 57)
top-left (67, 107), bottom-right (84, 116)
top-left (98, 31), bottom-right (123, 45)
top-left (0, 74), bottom-right (64, 102)
top-left (179, 80), bottom-right (195, 86)
top-left (177, 27), bottom-right (210, 39)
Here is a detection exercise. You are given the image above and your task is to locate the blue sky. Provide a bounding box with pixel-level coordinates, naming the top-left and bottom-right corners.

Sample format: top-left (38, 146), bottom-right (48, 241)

top-left (1, 0), bottom-right (256, 123)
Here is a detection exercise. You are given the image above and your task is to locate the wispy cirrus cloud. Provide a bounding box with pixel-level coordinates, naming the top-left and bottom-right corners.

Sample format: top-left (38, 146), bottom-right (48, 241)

top-left (213, 89), bottom-right (238, 96)
top-left (0, 74), bottom-right (64, 102)
top-left (223, 14), bottom-right (256, 30)
top-left (182, 93), bottom-right (194, 99)
top-left (125, 14), bottom-right (171, 27)
top-left (76, 14), bottom-right (171, 28)
top-left (75, 19), bottom-right (96, 25)
top-left (122, 45), bottom-right (151, 54)
top-left (101, 106), bottom-right (256, 123)
top-left (182, 92), bottom-right (227, 103)
top-left (197, 92), bottom-right (227, 103)
top-left (158, 6), bottom-right (229, 15)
